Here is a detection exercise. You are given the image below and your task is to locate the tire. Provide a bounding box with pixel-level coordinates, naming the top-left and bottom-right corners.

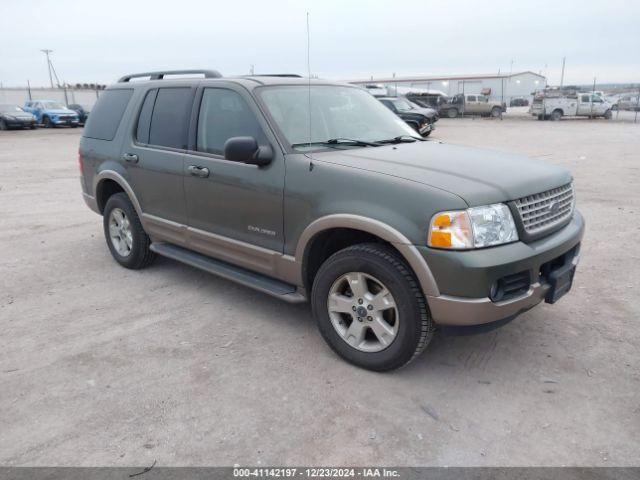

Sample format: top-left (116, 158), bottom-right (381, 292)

top-left (537, 115), bottom-right (544, 121)
top-left (446, 108), bottom-right (458, 118)
top-left (43, 116), bottom-right (53, 128)
top-left (422, 129), bottom-right (432, 137)
top-left (70, 124), bottom-right (78, 128)
top-left (490, 107), bottom-right (501, 118)
top-left (30, 125), bottom-right (37, 129)
top-left (0, 119), bottom-right (7, 131)
top-left (311, 243), bottom-right (434, 371)
top-left (103, 192), bottom-right (156, 269)
top-left (550, 109), bottom-right (562, 121)
top-left (604, 109), bottom-right (612, 120)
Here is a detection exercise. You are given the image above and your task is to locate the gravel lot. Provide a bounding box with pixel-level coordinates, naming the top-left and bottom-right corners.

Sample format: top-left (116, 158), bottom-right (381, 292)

top-left (1, 115), bottom-right (639, 467)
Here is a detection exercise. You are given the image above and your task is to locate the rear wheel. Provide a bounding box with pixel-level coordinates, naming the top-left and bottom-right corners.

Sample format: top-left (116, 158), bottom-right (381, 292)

top-left (550, 109), bottom-right (562, 121)
top-left (447, 108), bottom-right (458, 118)
top-left (491, 107), bottom-right (501, 117)
top-left (311, 243), bottom-right (434, 371)
top-left (604, 109), bottom-right (612, 119)
top-left (0, 119), bottom-right (7, 130)
top-left (43, 116), bottom-right (53, 128)
top-left (103, 192), bottom-right (156, 269)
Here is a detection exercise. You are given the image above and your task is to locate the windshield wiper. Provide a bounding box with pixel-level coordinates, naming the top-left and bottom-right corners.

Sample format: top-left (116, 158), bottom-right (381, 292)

top-left (374, 135), bottom-right (425, 144)
top-left (291, 138), bottom-right (380, 148)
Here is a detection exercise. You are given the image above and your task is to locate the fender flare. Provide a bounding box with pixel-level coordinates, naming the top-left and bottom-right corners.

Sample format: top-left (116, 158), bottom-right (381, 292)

top-left (93, 170), bottom-right (144, 218)
top-left (295, 214), bottom-right (440, 297)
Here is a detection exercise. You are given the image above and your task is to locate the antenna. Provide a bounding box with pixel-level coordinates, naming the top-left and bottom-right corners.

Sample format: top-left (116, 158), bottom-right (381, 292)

top-left (306, 12), bottom-right (312, 147)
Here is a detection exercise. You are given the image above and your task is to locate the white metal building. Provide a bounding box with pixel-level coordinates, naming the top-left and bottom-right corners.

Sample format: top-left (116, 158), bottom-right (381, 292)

top-left (351, 71), bottom-right (547, 103)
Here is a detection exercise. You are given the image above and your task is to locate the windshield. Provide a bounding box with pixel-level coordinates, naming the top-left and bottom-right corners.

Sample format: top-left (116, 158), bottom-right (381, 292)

top-left (0, 105), bottom-right (24, 113)
top-left (41, 101), bottom-right (66, 109)
top-left (259, 85), bottom-right (417, 151)
top-left (392, 99), bottom-right (414, 111)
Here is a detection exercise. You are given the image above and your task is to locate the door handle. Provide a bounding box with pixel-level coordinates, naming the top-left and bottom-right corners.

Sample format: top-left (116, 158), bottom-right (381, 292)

top-left (188, 165), bottom-right (210, 178)
top-left (122, 153), bottom-right (139, 163)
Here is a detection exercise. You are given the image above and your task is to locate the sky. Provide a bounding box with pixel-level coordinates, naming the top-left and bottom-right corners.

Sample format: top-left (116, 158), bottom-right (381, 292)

top-left (0, 0), bottom-right (638, 87)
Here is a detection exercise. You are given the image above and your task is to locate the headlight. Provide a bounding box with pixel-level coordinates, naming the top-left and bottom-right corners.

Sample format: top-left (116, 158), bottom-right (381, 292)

top-left (428, 203), bottom-right (518, 249)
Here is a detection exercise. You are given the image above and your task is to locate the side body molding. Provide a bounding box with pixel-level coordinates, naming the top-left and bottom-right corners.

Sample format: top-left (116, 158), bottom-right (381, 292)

top-left (294, 214), bottom-right (440, 297)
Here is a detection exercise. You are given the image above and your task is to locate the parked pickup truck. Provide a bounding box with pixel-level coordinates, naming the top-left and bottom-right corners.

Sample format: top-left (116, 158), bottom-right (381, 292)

top-left (441, 94), bottom-right (506, 118)
top-left (80, 70), bottom-right (584, 371)
top-left (23, 100), bottom-right (79, 128)
top-left (531, 91), bottom-right (613, 120)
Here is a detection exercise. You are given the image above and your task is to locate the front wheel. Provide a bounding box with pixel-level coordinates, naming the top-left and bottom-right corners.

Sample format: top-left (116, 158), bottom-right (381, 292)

top-left (103, 192), bottom-right (156, 269)
top-left (604, 109), bottom-right (612, 120)
top-left (447, 108), bottom-right (458, 118)
top-left (311, 244), bottom-right (434, 371)
top-left (491, 107), bottom-right (502, 117)
top-left (550, 109), bottom-right (562, 121)
top-left (43, 116), bottom-right (53, 128)
top-left (0, 119), bottom-right (7, 130)
top-left (422, 129), bottom-right (432, 137)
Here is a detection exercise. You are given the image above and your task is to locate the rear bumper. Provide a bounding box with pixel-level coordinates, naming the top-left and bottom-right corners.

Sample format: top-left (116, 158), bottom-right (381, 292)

top-left (82, 192), bottom-right (100, 214)
top-left (422, 211), bottom-right (585, 326)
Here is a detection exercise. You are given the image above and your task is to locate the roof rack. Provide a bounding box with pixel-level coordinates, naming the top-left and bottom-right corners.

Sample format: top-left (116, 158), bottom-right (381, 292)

top-left (246, 74), bottom-right (302, 78)
top-left (117, 69), bottom-right (222, 83)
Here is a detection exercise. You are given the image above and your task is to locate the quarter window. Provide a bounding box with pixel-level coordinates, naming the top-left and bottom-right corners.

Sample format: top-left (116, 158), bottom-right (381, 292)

top-left (83, 88), bottom-right (133, 141)
top-left (196, 88), bottom-right (267, 156)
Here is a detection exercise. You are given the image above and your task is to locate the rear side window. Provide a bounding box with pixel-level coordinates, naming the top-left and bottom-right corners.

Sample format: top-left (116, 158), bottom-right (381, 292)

top-left (148, 87), bottom-right (192, 149)
top-left (84, 89), bottom-right (133, 141)
top-left (196, 88), bottom-right (267, 156)
top-left (135, 89), bottom-right (157, 144)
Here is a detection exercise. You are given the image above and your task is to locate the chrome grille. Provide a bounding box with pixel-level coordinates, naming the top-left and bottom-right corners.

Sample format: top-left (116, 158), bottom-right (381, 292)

top-left (514, 183), bottom-right (574, 235)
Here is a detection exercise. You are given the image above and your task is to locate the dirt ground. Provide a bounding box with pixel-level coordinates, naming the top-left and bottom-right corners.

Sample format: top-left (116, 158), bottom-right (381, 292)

top-left (1, 115), bottom-right (639, 467)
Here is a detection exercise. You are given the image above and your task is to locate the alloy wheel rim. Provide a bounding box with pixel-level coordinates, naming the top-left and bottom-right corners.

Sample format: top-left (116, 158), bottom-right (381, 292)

top-left (327, 272), bottom-right (399, 352)
top-left (108, 208), bottom-right (133, 257)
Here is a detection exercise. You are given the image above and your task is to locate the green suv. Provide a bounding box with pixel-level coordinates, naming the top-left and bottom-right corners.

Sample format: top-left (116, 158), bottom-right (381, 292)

top-left (80, 70), bottom-right (584, 371)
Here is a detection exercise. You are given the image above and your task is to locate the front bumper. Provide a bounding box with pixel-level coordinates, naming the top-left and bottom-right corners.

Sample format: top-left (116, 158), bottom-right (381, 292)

top-left (419, 123), bottom-right (434, 135)
top-left (53, 117), bottom-right (79, 125)
top-left (5, 118), bottom-right (35, 127)
top-left (422, 210), bottom-right (585, 326)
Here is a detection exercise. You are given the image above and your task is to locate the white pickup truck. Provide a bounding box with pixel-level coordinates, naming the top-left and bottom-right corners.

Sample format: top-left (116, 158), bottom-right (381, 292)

top-left (531, 91), bottom-right (613, 121)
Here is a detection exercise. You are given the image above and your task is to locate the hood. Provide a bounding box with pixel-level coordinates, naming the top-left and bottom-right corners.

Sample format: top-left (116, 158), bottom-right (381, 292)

top-left (410, 106), bottom-right (438, 119)
top-left (310, 141), bottom-right (572, 206)
top-left (397, 111), bottom-right (427, 123)
top-left (3, 112), bottom-right (35, 119)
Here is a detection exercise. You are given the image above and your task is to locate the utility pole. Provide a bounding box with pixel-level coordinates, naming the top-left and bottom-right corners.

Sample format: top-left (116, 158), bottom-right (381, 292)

top-left (41, 49), bottom-right (54, 88)
top-left (560, 57), bottom-right (566, 88)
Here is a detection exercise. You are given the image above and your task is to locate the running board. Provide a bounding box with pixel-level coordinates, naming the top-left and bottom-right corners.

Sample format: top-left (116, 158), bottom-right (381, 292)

top-left (150, 243), bottom-right (306, 303)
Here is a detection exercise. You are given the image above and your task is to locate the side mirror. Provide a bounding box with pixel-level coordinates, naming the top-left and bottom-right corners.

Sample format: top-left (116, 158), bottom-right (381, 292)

top-left (223, 136), bottom-right (273, 166)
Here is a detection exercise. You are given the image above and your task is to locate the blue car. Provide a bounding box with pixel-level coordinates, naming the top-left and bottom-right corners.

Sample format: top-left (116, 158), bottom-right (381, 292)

top-left (23, 100), bottom-right (79, 128)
